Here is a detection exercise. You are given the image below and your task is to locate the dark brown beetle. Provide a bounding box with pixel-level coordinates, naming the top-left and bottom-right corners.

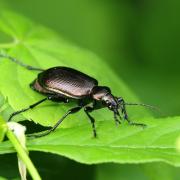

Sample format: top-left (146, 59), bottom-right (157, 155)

top-left (0, 53), bottom-right (154, 138)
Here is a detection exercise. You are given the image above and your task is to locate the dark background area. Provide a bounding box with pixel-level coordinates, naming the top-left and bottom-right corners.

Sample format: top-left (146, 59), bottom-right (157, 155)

top-left (0, 0), bottom-right (180, 179)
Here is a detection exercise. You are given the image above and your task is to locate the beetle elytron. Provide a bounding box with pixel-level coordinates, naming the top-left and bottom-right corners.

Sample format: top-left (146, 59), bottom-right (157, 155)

top-left (0, 53), bottom-right (155, 138)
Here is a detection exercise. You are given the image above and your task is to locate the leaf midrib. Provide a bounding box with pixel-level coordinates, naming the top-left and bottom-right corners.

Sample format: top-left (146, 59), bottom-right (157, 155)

top-left (28, 142), bottom-right (176, 150)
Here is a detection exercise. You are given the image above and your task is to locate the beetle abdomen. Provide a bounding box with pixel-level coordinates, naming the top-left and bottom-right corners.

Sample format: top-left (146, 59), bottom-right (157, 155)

top-left (36, 67), bottom-right (98, 98)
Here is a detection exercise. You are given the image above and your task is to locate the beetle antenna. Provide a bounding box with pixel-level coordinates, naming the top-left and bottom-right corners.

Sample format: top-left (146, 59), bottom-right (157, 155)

top-left (0, 52), bottom-right (44, 71)
top-left (124, 102), bottom-right (162, 114)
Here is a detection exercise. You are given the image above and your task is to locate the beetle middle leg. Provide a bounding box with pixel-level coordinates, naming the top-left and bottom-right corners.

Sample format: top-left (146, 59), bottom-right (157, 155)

top-left (84, 106), bottom-right (97, 138)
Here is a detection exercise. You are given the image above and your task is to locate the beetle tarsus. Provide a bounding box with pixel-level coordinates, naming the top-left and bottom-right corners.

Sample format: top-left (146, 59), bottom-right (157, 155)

top-left (8, 108), bottom-right (29, 122)
top-left (128, 122), bottom-right (147, 128)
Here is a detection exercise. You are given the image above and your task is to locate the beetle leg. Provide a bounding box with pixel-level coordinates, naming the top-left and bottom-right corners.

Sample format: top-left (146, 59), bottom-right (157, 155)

top-left (28, 106), bottom-right (82, 138)
top-left (121, 100), bottom-right (147, 128)
top-left (48, 95), bottom-right (69, 103)
top-left (84, 106), bottom-right (97, 138)
top-left (8, 95), bottom-right (68, 122)
top-left (0, 53), bottom-right (43, 71)
top-left (113, 111), bottom-right (121, 126)
top-left (8, 98), bottom-right (48, 121)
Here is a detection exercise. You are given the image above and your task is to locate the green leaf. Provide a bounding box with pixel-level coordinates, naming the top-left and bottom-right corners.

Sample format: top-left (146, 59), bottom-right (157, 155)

top-left (1, 116), bottom-right (180, 166)
top-left (96, 163), bottom-right (180, 180)
top-left (176, 136), bottom-right (180, 152)
top-left (0, 10), bottom-right (150, 128)
top-left (0, 177), bottom-right (8, 180)
top-left (0, 10), bottom-right (180, 166)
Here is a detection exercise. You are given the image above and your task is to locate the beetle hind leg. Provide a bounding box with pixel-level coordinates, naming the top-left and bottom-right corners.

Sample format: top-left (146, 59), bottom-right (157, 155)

top-left (8, 98), bottom-right (48, 121)
top-left (8, 95), bottom-right (68, 122)
top-left (27, 106), bottom-right (82, 138)
top-left (0, 53), bottom-right (43, 71)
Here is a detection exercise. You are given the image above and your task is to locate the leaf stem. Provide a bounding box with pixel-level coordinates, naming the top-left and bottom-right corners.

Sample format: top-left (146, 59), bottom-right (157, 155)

top-left (6, 129), bottom-right (41, 180)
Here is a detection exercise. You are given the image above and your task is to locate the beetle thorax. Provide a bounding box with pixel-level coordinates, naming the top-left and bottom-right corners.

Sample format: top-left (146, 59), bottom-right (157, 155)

top-left (91, 86), bottom-right (111, 100)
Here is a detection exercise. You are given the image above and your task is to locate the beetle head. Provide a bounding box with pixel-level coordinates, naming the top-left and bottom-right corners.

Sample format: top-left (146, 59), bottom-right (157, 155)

top-left (92, 86), bottom-right (119, 112)
top-left (92, 86), bottom-right (157, 127)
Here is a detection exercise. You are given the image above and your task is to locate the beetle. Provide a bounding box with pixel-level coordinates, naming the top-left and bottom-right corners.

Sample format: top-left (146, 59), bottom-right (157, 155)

top-left (0, 53), bottom-right (155, 138)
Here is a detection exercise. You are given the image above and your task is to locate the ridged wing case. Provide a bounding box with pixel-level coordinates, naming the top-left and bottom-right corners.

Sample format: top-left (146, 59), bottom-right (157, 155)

top-left (37, 67), bottom-right (98, 98)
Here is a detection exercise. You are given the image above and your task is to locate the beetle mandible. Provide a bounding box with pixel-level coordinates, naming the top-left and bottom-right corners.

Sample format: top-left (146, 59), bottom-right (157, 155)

top-left (0, 53), bottom-right (155, 138)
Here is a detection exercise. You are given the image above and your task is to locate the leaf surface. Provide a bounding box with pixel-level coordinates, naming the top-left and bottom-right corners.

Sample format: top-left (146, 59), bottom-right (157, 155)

top-left (0, 11), bottom-right (180, 166)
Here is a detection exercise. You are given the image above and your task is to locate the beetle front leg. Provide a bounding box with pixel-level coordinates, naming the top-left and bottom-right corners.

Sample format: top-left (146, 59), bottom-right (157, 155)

top-left (113, 110), bottom-right (121, 126)
top-left (120, 99), bottom-right (146, 128)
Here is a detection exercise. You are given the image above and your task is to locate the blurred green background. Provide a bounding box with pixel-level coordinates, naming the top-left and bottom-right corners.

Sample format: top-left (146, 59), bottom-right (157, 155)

top-left (0, 0), bottom-right (180, 179)
top-left (1, 0), bottom-right (180, 116)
